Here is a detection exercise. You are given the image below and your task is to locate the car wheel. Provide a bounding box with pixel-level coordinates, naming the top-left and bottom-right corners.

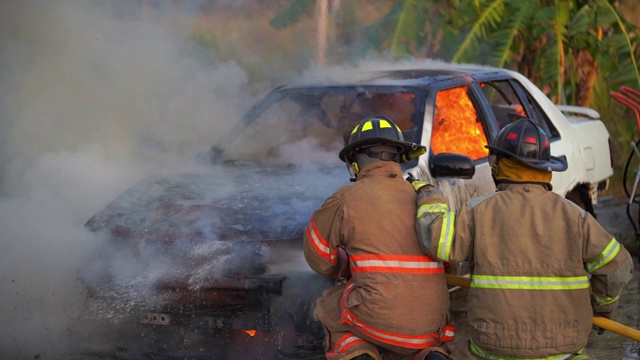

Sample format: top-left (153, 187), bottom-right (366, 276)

top-left (565, 185), bottom-right (596, 219)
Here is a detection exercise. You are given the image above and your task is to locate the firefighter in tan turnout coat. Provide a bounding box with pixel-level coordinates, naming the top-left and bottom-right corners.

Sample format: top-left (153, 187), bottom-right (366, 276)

top-left (303, 116), bottom-right (455, 360)
top-left (413, 118), bottom-right (634, 359)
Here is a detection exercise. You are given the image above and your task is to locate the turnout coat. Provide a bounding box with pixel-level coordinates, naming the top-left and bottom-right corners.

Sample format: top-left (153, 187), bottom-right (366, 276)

top-left (416, 182), bottom-right (634, 359)
top-left (303, 161), bottom-right (453, 359)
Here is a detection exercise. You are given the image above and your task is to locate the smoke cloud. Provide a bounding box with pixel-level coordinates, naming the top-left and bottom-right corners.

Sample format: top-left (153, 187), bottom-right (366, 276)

top-left (0, 0), bottom-right (257, 358)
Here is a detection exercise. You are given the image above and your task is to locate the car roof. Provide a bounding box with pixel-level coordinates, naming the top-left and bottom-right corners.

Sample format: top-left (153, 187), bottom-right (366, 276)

top-left (277, 62), bottom-right (510, 90)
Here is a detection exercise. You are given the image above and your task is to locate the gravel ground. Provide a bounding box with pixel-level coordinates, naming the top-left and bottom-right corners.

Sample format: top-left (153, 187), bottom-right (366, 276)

top-left (594, 195), bottom-right (639, 254)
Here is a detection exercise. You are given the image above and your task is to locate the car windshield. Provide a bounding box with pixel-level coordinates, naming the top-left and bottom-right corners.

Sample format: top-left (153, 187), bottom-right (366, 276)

top-left (218, 87), bottom-right (425, 165)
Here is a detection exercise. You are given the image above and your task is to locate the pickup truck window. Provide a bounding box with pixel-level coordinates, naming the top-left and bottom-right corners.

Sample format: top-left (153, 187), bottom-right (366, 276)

top-left (432, 86), bottom-right (489, 161)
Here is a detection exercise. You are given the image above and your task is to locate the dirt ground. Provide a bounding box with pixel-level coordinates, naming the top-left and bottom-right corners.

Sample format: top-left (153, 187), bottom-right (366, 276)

top-left (594, 195), bottom-right (640, 254)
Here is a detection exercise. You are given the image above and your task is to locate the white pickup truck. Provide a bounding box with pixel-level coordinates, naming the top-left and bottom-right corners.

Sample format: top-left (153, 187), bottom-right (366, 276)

top-left (81, 61), bottom-right (614, 359)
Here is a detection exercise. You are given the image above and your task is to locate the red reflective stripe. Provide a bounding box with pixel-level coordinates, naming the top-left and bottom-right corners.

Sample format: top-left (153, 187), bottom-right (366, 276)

top-left (351, 266), bottom-right (443, 274)
top-left (524, 136), bottom-right (537, 144)
top-left (350, 254), bottom-right (437, 262)
top-left (340, 279), bottom-right (356, 311)
top-left (306, 215), bottom-right (337, 263)
top-left (326, 334), bottom-right (367, 358)
top-left (349, 254), bottom-right (444, 274)
top-left (338, 279), bottom-right (450, 349)
top-left (439, 324), bottom-right (455, 342)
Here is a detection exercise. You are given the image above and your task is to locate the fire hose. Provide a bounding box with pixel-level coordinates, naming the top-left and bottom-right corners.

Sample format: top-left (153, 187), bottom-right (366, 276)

top-left (445, 274), bottom-right (640, 342)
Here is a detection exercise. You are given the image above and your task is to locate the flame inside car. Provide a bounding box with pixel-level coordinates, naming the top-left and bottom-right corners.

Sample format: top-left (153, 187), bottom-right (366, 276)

top-left (432, 86), bottom-right (488, 160)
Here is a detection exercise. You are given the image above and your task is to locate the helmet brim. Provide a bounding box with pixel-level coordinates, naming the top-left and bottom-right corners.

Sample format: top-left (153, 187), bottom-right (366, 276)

top-left (485, 145), bottom-right (568, 172)
top-left (339, 138), bottom-right (425, 163)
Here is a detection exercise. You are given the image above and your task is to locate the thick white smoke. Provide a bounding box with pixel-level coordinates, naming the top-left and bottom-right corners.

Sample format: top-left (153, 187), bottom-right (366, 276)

top-left (0, 1), bottom-right (254, 357)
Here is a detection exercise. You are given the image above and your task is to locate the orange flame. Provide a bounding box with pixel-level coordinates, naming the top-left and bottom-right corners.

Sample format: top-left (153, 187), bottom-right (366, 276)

top-left (244, 330), bottom-right (256, 336)
top-left (432, 86), bottom-right (488, 160)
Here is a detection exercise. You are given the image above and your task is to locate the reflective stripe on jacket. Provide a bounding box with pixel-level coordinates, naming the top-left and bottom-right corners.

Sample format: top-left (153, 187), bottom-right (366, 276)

top-left (339, 278), bottom-right (455, 349)
top-left (304, 161), bottom-right (453, 348)
top-left (326, 333), bottom-right (369, 358)
top-left (415, 182), bottom-right (634, 358)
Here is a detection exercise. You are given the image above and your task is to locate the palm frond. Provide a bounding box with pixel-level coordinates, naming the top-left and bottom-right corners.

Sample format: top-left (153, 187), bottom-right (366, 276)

top-left (568, 2), bottom-right (592, 35)
top-left (390, 0), bottom-right (431, 59)
top-left (451, 0), bottom-right (506, 63)
top-left (595, 0), bottom-right (640, 88)
top-left (607, 62), bottom-right (640, 86)
top-left (491, 1), bottom-right (537, 67)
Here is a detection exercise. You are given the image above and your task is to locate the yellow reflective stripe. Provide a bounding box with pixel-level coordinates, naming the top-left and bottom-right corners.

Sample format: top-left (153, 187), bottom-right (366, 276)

top-left (471, 274), bottom-right (590, 290)
top-left (378, 119), bottom-right (392, 128)
top-left (470, 338), bottom-right (583, 359)
top-left (586, 238), bottom-right (620, 273)
top-left (361, 121), bottom-right (373, 131)
top-left (417, 202), bottom-right (454, 262)
top-left (417, 203), bottom-right (448, 217)
top-left (592, 292), bottom-right (619, 306)
top-left (351, 124), bottom-right (360, 135)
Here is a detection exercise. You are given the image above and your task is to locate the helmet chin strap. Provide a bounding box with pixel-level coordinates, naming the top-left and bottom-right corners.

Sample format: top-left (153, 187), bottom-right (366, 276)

top-left (348, 161), bottom-right (359, 182)
top-left (361, 148), bottom-right (401, 162)
top-left (347, 145), bottom-right (402, 182)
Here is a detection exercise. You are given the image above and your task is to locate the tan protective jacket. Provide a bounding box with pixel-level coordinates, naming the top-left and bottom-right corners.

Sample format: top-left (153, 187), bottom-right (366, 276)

top-left (304, 161), bottom-right (454, 353)
top-left (416, 182), bottom-right (634, 358)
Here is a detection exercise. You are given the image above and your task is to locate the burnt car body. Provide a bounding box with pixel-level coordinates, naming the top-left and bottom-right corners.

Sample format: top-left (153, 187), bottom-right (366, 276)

top-left (79, 62), bottom-right (611, 359)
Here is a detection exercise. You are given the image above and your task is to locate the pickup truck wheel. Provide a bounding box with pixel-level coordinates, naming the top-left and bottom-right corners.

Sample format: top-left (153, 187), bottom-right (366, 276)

top-left (566, 185), bottom-right (596, 219)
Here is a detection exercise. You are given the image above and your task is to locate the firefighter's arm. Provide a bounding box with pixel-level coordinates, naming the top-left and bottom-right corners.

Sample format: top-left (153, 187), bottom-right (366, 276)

top-left (411, 178), bottom-right (457, 262)
top-left (303, 194), bottom-right (347, 279)
top-left (583, 215), bottom-right (634, 315)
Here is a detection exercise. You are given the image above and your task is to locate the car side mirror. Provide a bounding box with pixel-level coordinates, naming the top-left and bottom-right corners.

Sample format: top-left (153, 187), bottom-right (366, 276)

top-left (430, 153), bottom-right (475, 179)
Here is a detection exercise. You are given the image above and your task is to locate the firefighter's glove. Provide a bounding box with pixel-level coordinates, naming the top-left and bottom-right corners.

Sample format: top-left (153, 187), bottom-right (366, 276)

top-left (592, 312), bottom-right (613, 335)
top-left (406, 174), bottom-right (434, 194)
top-left (592, 325), bottom-right (605, 336)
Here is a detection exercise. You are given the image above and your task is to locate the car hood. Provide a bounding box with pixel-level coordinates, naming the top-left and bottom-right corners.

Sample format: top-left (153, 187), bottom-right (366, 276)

top-left (86, 162), bottom-right (348, 242)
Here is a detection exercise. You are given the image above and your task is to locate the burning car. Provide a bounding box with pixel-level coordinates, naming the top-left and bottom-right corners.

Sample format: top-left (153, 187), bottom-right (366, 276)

top-left (79, 62), bottom-right (613, 359)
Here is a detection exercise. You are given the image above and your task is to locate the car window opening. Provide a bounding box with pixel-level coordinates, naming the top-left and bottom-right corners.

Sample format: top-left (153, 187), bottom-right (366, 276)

top-left (432, 86), bottom-right (488, 161)
top-left (222, 90), bottom-right (421, 165)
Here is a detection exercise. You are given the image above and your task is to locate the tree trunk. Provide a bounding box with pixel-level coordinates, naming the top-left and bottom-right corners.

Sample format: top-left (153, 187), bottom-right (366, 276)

top-left (315, 0), bottom-right (329, 66)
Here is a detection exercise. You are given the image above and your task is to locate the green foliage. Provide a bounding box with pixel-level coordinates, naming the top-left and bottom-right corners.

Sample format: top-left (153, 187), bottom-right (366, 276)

top-left (594, 0), bottom-right (640, 89)
top-left (266, 0), bottom-right (639, 104)
top-left (451, 0), bottom-right (506, 63)
top-left (490, 1), bottom-right (534, 67)
top-left (389, 0), bottom-right (431, 59)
